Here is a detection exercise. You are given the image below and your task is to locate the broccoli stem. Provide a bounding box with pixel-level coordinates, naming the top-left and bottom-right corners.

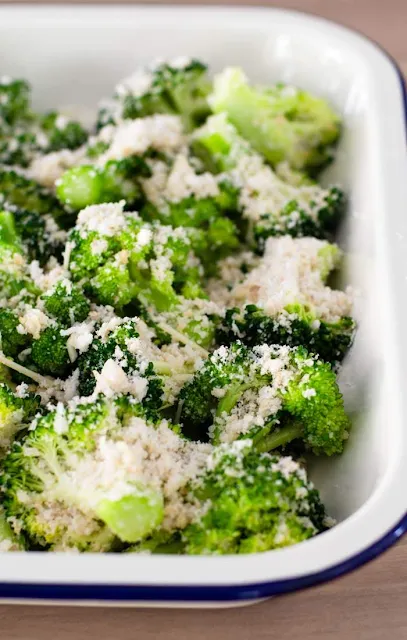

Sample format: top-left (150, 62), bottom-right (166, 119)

top-left (256, 421), bottom-right (304, 452)
top-left (0, 352), bottom-right (48, 385)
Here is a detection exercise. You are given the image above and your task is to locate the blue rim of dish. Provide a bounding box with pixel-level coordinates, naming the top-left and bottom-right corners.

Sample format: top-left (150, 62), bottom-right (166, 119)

top-left (0, 10), bottom-right (406, 603)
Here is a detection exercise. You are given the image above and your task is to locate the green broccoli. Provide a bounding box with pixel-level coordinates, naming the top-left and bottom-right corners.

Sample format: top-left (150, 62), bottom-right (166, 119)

top-left (76, 318), bottom-right (164, 413)
top-left (0, 382), bottom-right (41, 446)
top-left (216, 236), bottom-right (355, 364)
top-left (0, 505), bottom-right (24, 551)
top-left (40, 111), bottom-right (88, 152)
top-left (30, 325), bottom-right (71, 378)
top-left (182, 441), bottom-right (327, 554)
top-left (0, 245), bottom-right (39, 302)
top-left (0, 398), bottom-right (177, 550)
top-left (0, 169), bottom-right (71, 227)
top-left (56, 156), bottom-right (150, 211)
top-left (180, 342), bottom-right (351, 455)
top-left (100, 59), bottom-right (211, 131)
top-left (0, 309), bottom-right (31, 358)
top-left (67, 203), bottom-right (206, 312)
top-left (0, 77), bottom-right (32, 126)
top-left (41, 279), bottom-right (90, 327)
top-left (192, 113), bottom-right (345, 244)
top-left (208, 67), bottom-right (340, 174)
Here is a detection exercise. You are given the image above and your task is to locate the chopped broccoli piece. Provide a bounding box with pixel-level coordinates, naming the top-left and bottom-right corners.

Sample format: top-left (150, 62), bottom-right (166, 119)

top-left (193, 114), bottom-right (345, 244)
top-left (0, 382), bottom-right (41, 446)
top-left (209, 68), bottom-right (340, 174)
top-left (0, 210), bottom-right (20, 247)
top-left (0, 78), bottom-right (31, 126)
top-left (216, 236), bottom-right (355, 364)
top-left (76, 318), bottom-right (164, 415)
top-left (0, 398), bottom-right (176, 550)
top-left (67, 203), bottom-right (206, 313)
top-left (182, 442), bottom-right (327, 554)
top-left (57, 157), bottom-right (149, 211)
top-left (41, 279), bottom-right (90, 327)
top-left (102, 59), bottom-right (211, 131)
top-left (0, 169), bottom-right (71, 226)
top-left (40, 111), bottom-right (88, 152)
top-left (180, 342), bottom-right (351, 455)
top-left (0, 309), bottom-right (31, 358)
top-left (0, 245), bottom-right (39, 302)
top-left (30, 325), bottom-right (71, 377)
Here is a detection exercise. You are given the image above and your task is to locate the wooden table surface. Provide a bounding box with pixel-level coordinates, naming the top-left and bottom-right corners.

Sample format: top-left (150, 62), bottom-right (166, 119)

top-left (1, 0), bottom-right (406, 638)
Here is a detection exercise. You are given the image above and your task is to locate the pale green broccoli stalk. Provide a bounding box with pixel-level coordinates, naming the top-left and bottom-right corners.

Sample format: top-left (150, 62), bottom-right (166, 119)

top-left (182, 441), bottom-right (327, 554)
top-left (208, 67), bottom-right (341, 174)
top-left (216, 236), bottom-right (355, 364)
top-left (0, 398), bottom-right (167, 550)
top-left (56, 156), bottom-right (151, 211)
top-left (99, 59), bottom-right (211, 131)
top-left (67, 202), bottom-right (206, 312)
top-left (0, 382), bottom-right (41, 447)
top-left (192, 113), bottom-right (345, 244)
top-left (179, 342), bottom-right (351, 455)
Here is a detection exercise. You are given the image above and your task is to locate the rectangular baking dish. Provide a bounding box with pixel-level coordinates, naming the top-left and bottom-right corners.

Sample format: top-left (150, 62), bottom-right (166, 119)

top-left (0, 4), bottom-right (406, 608)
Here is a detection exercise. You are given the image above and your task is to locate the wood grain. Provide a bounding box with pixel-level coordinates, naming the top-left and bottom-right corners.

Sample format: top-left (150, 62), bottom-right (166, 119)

top-left (0, 1), bottom-right (406, 638)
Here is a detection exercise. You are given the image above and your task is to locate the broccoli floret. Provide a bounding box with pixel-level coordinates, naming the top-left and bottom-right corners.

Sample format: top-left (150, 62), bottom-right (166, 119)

top-left (0, 169), bottom-right (70, 226)
top-left (192, 114), bottom-right (345, 244)
top-left (0, 382), bottom-right (41, 447)
top-left (209, 68), bottom-right (340, 174)
top-left (41, 279), bottom-right (90, 327)
top-left (0, 245), bottom-right (39, 302)
top-left (76, 318), bottom-right (164, 414)
top-left (13, 209), bottom-right (66, 265)
top-left (180, 343), bottom-right (351, 455)
top-left (40, 111), bottom-right (88, 152)
top-left (30, 326), bottom-right (71, 377)
top-left (216, 236), bottom-right (355, 364)
top-left (56, 157), bottom-right (150, 211)
top-left (0, 505), bottom-right (24, 551)
top-left (182, 442), bottom-right (327, 554)
top-left (67, 203), bottom-right (206, 313)
top-left (102, 59), bottom-right (211, 131)
top-left (0, 309), bottom-right (31, 358)
top-left (0, 398), bottom-right (168, 550)
top-left (0, 78), bottom-right (31, 126)
top-left (256, 348), bottom-right (351, 456)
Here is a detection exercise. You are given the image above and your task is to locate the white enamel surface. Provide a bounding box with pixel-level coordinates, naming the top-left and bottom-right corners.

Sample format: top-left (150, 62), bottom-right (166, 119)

top-left (0, 5), bottom-right (406, 594)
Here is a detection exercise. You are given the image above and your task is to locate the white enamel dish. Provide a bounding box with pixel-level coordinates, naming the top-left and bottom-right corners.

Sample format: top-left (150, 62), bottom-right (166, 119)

top-left (0, 4), bottom-right (406, 608)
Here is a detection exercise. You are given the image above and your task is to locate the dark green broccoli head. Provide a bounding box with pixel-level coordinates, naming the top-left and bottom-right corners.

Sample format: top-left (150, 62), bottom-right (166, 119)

top-left (114, 59), bottom-right (211, 131)
top-left (0, 78), bottom-right (31, 126)
top-left (41, 279), bottom-right (90, 327)
top-left (182, 442), bottom-right (327, 554)
top-left (40, 111), bottom-right (88, 152)
top-left (68, 227), bottom-right (120, 281)
top-left (218, 304), bottom-right (355, 365)
top-left (77, 319), bottom-right (164, 417)
top-left (253, 187), bottom-right (346, 249)
top-left (0, 169), bottom-right (71, 227)
top-left (0, 309), bottom-right (31, 358)
top-left (179, 342), bottom-right (268, 434)
top-left (30, 325), bottom-right (71, 377)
